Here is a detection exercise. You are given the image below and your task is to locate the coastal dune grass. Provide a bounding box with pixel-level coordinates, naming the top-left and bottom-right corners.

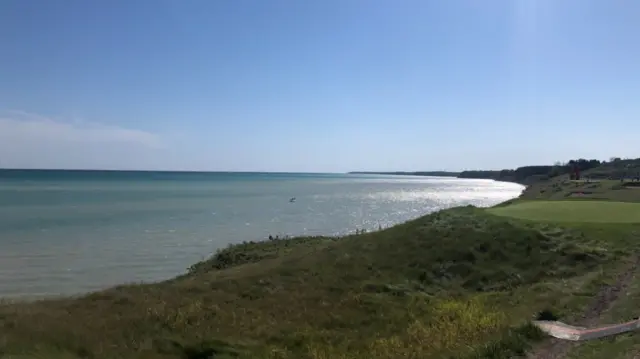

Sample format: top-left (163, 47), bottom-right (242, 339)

top-left (0, 205), bottom-right (621, 359)
top-left (487, 200), bottom-right (640, 223)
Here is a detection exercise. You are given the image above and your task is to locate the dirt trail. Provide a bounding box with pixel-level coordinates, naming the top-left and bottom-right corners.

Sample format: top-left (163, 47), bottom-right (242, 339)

top-left (527, 255), bottom-right (640, 359)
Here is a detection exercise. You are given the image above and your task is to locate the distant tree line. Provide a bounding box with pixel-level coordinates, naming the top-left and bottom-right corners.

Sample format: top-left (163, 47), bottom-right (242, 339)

top-left (457, 158), bottom-right (637, 184)
top-left (350, 157), bottom-right (640, 184)
top-left (585, 158), bottom-right (640, 180)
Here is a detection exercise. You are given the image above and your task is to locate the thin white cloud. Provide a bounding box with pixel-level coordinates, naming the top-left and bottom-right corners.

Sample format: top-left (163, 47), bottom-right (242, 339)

top-left (0, 110), bottom-right (161, 148)
top-left (0, 110), bottom-right (164, 169)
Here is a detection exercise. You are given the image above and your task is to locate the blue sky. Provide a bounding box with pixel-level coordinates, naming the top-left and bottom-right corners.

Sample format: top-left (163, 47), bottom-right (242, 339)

top-left (1, 0), bottom-right (638, 172)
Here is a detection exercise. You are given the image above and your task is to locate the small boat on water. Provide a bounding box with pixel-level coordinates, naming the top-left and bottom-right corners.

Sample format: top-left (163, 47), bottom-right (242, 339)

top-left (289, 197), bottom-right (296, 203)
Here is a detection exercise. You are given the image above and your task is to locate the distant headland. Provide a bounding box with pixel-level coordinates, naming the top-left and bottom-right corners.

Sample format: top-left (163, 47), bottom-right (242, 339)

top-left (348, 171), bottom-right (460, 177)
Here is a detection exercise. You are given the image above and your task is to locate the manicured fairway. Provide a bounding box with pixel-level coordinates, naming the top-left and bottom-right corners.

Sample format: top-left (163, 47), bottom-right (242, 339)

top-left (488, 200), bottom-right (640, 223)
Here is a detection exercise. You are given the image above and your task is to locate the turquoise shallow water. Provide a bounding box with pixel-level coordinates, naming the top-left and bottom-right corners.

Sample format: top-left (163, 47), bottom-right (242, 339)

top-left (0, 170), bottom-right (524, 298)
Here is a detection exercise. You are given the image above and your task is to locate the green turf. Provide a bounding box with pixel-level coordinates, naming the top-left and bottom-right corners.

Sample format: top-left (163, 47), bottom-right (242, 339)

top-left (488, 200), bottom-right (640, 223)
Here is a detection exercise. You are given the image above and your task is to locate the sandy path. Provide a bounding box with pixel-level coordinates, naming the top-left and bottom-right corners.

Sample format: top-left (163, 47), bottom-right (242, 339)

top-left (527, 255), bottom-right (640, 359)
top-left (533, 319), bottom-right (640, 341)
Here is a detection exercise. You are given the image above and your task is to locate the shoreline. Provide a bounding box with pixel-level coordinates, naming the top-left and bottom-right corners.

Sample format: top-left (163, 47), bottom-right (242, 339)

top-left (0, 174), bottom-right (522, 300)
top-left (349, 170), bottom-right (530, 187)
top-left (0, 183), bottom-right (525, 301)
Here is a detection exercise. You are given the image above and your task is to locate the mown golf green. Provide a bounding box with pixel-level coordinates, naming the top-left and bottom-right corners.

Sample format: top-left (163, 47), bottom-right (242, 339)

top-left (488, 200), bottom-right (640, 223)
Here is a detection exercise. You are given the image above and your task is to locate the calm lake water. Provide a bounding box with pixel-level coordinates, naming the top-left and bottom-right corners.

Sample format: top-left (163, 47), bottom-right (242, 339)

top-left (0, 170), bottom-right (524, 298)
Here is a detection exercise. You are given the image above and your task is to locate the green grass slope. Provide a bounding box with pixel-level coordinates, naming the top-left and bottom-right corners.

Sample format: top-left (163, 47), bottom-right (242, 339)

top-left (0, 206), bottom-right (626, 359)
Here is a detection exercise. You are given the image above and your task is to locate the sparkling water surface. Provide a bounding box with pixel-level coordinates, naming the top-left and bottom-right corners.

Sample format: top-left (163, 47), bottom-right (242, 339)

top-left (0, 170), bottom-right (524, 298)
